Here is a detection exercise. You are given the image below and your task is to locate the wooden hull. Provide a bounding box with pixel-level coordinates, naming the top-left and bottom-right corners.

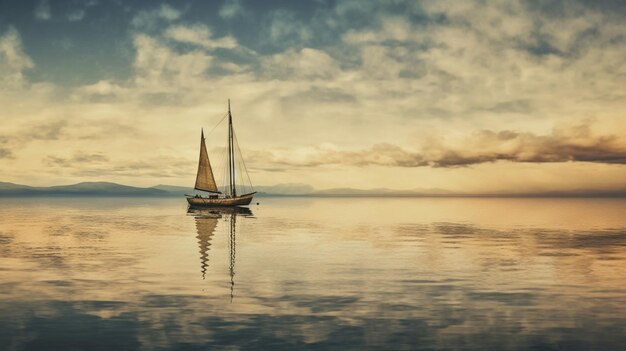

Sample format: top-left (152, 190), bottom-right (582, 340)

top-left (186, 193), bottom-right (255, 207)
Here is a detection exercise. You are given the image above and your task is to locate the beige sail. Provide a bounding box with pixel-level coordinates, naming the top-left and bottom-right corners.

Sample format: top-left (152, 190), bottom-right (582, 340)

top-left (194, 130), bottom-right (219, 193)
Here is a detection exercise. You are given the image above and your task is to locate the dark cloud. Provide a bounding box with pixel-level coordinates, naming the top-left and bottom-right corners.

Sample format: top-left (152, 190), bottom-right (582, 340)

top-left (0, 134), bottom-right (12, 159)
top-left (44, 155), bottom-right (70, 167)
top-left (282, 87), bottom-right (357, 104)
top-left (427, 124), bottom-right (626, 167)
top-left (76, 121), bottom-right (139, 140)
top-left (44, 153), bottom-right (109, 167)
top-left (251, 122), bottom-right (626, 169)
top-left (31, 120), bottom-right (67, 140)
top-left (72, 153), bottom-right (108, 163)
top-left (485, 99), bottom-right (533, 114)
top-left (71, 164), bottom-right (193, 178)
top-left (0, 147), bottom-right (13, 159)
top-left (44, 153), bottom-right (194, 178)
top-left (525, 0), bottom-right (626, 17)
top-left (523, 34), bottom-right (568, 57)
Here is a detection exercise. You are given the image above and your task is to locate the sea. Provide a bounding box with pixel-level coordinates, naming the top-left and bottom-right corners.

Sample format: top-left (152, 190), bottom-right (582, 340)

top-left (1, 197), bottom-right (625, 350)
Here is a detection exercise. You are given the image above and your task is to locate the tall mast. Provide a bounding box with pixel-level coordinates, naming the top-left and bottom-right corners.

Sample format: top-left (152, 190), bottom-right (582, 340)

top-left (228, 99), bottom-right (237, 197)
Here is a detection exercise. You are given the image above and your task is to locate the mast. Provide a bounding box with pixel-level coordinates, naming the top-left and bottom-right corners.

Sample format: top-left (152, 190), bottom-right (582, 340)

top-left (228, 99), bottom-right (237, 197)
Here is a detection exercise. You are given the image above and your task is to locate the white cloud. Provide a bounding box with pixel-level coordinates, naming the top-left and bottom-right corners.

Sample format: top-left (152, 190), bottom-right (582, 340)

top-left (34, 0), bottom-right (51, 21)
top-left (0, 27), bottom-right (34, 86)
top-left (219, 0), bottom-right (244, 19)
top-left (164, 25), bottom-right (237, 49)
top-left (336, 0), bottom-right (626, 135)
top-left (66, 0), bottom-right (98, 22)
top-left (67, 9), bottom-right (85, 22)
top-left (133, 34), bottom-right (213, 90)
top-left (2, 0), bottom-right (625, 192)
top-left (263, 48), bottom-right (340, 80)
top-left (71, 80), bottom-right (128, 101)
top-left (343, 17), bottom-right (418, 44)
top-left (131, 4), bottom-right (182, 28)
top-left (267, 10), bottom-right (311, 46)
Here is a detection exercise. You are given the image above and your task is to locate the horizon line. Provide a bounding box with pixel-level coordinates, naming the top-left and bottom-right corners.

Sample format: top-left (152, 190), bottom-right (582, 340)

top-left (1, 180), bottom-right (626, 198)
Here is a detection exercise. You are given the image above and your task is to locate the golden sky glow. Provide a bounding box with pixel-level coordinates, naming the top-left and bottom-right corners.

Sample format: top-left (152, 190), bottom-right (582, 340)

top-left (0, 1), bottom-right (625, 193)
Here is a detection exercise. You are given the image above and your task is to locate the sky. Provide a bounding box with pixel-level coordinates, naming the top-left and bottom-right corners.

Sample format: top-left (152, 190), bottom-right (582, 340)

top-left (0, 0), bottom-right (625, 193)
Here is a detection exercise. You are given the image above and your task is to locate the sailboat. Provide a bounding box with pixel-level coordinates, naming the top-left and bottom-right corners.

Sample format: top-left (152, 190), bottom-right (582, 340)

top-left (186, 100), bottom-right (256, 207)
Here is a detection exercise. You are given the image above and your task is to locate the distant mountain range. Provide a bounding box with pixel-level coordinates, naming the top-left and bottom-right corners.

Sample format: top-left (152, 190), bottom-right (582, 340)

top-left (0, 181), bottom-right (624, 197)
top-left (0, 181), bottom-right (168, 196)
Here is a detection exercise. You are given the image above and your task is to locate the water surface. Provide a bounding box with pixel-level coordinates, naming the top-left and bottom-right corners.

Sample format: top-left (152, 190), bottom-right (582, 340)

top-left (1, 197), bottom-right (625, 350)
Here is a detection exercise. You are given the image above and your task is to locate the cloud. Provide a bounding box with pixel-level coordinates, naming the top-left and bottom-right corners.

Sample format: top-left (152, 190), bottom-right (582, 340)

top-left (264, 10), bottom-right (312, 50)
top-left (34, 0), bottom-right (51, 21)
top-left (164, 25), bottom-right (237, 49)
top-left (427, 124), bottom-right (626, 167)
top-left (1, 0), bottom-right (625, 192)
top-left (0, 27), bottom-right (34, 86)
top-left (262, 48), bottom-right (340, 79)
top-left (334, 0), bottom-right (626, 121)
top-left (0, 147), bottom-right (13, 159)
top-left (67, 9), bottom-right (85, 22)
top-left (44, 152), bottom-right (193, 179)
top-left (132, 34), bottom-right (213, 89)
top-left (249, 122), bottom-right (626, 169)
top-left (71, 80), bottom-right (129, 101)
top-left (484, 100), bottom-right (533, 114)
top-left (65, 0), bottom-right (98, 22)
top-left (45, 153), bottom-right (109, 167)
top-left (219, 0), bottom-right (245, 19)
top-left (131, 4), bottom-right (181, 29)
top-left (31, 121), bottom-right (67, 140)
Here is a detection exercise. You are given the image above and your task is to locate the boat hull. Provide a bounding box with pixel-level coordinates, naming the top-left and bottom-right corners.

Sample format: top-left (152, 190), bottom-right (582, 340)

top-left (186, 193), bottom-right (255, 207)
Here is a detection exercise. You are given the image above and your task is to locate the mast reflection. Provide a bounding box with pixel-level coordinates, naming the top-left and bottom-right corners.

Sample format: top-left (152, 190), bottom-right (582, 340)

top-left (229, 212), bottom-right (236, 302)
top-left (188, 206), bottom-right (253, 300)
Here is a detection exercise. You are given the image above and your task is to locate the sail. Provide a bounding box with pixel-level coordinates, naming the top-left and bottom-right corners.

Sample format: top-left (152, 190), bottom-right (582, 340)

top-left (194, 130), bottom-right (219, 193)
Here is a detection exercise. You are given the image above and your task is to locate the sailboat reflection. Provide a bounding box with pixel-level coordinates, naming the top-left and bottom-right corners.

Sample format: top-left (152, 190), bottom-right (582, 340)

top-left (188, 206), bottom-right (253, 300)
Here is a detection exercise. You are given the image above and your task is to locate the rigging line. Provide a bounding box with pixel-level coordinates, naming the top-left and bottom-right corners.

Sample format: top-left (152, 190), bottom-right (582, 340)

top-left (240, 158), bottom-right (248, 194)
top-left (215, 123), bottom-right (229, 195)
top-left (233, 142), bottom-right (246, 194)
top-left (233, 130), bottom-right (242, 193)
top-left (221, 144), bottom-right (230, 196)
top-left (232, 131), bottom-right (244, 185)
top-left (239, 152), bottom-right (249, 194)
top-left (204, 112), bottom-right (229, 138)
top-left (218, 145), bottom-right (228, 195)
top-left (233, 130), bottom-right (254, 192)
top-left (237, 154), bottom-right (246, 194)
top-left (235, 135), bottom-right (249, 194)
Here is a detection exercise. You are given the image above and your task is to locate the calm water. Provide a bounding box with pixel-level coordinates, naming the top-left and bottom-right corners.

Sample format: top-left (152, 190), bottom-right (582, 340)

top-left (1, 197), bottom-right (625, 350)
